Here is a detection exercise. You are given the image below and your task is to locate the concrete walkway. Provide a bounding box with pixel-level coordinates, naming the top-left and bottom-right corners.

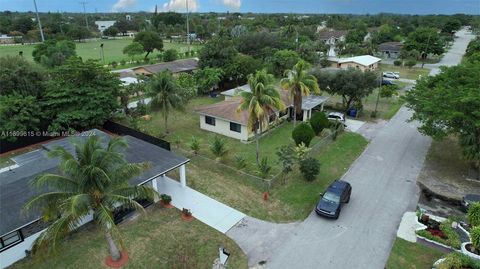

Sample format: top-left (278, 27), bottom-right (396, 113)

top-left (156, 176), bottom-right (245, 234)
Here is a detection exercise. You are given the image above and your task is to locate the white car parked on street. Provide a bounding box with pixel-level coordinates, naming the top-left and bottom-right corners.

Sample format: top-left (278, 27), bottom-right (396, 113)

top-left (383, 71), bottom-right (400, 79)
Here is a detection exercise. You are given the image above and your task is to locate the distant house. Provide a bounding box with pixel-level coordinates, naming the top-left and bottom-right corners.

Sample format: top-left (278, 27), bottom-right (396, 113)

top-left (378, 42), bottom-right (404, 59)
top-left (94, 20), bottom-right (116, 33)
top-left (0, 34), bottom-right (14, 44)
top-left (132, 58), bottom-right (199, 76)
top-left (328, 55), bottom-right (381, 72)
top-left (318, 29), bottom-right (348, 46)
top-left (196, 85), bottom-right (329, 141)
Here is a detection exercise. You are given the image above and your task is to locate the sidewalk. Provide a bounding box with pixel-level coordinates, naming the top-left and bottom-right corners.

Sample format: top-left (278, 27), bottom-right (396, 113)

top-left (156, 176), bottom-right (246, 234)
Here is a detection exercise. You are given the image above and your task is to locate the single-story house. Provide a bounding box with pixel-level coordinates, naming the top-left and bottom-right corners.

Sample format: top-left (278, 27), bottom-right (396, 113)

top-left (318, 29), bottom-right (347, 46)
top-left (132, 58), bottom-right (199, 76)
top-left (328, 55), bottom-right (381, 72)
top-left (94, 20), bottom-right (116, 33)
top-left (378, 42), bottom-right (404, 59)
top-left (120, 76), bottom-right (139, 86)
top-left (196, 85), bottom-right (329, 141)
top-left (0, 130), bottom-right (189, 269)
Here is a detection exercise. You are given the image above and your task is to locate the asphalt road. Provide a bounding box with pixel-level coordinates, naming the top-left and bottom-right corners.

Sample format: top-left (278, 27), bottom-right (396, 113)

top-left (265, 107), bottom-right (431, 269)
top-left (264, 28), bottom-right (475, 269)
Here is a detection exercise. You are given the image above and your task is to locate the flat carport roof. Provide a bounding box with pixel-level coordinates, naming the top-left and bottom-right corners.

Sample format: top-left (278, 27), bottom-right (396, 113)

top-left (0, 130), bottom-right (189, 237)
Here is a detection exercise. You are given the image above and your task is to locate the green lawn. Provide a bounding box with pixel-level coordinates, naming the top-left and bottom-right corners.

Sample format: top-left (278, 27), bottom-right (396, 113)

top-left (9, 206), bottom-right (247, 269)
top-left (379, 64), bottom-right (430, 80)
top-left (324, 87), bottom-right (406, 121)
top-left (386, 237), bottom-right (444, 269)
top-left (129, 96), bottom-right (323, 176)
top-left (0, 38), bottom-right (201, 64)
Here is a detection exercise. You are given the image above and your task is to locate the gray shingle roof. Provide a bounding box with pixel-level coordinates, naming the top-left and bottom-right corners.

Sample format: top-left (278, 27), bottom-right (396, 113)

top-left (0, 130), bottom-right (189, 236)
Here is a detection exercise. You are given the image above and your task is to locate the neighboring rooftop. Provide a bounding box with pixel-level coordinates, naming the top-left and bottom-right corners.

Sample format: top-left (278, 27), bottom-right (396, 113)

top-left (132, 58), bottom-right (199, 75)
top-left (378, 41), bottom-right (404, 52)
top-left (318, 28), bottom-right (348, 40)
top-left (329, 55), bottom-right (382, 67)
top-left (0, 130), bottom-right (189, 236)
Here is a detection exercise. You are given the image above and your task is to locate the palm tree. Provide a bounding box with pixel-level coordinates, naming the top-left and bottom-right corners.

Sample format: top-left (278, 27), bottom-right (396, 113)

top-left (148, 71), bottom-right (185, 133)
top-left (25, 136), bottom-right (157, 262)
top-left (281, 60), bottom-right (320, 126)
top-left (237, 69), bottom-right (285, 165)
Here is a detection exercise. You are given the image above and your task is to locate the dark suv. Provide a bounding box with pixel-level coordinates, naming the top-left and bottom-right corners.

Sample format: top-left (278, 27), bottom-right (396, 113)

top-left (315, 180), bottom-right (352, 219)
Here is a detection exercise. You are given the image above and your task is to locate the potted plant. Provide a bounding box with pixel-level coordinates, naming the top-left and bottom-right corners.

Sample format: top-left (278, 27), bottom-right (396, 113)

top-left (160, 194), bottom-right (173, 208)
top-left (181, 208), bottom-right (194, 221)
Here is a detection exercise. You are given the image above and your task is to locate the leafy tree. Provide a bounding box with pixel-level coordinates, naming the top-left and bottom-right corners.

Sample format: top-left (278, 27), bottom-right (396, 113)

top-left (441, 19), bottom-right (461, 35)
top-left (225, 54), bottom-right (263, 85)
top-left (0, 94), bottom-right (42, 141)
top-left (267, 49), bottom-right (301, 76)
top-left (465, 37), bottom-right (480, 59)
top-left (404, 27), bottom-right (444, 58)
top-left (113, 19), bottom-right (130, 35)
top-left (468, 202), bottom-right (480, 227)
top-left (276, 145), bottom-right (295, 184)
top-left (43, 58), bottom-right (120, 132)
top-left (198, 38), bottom-right (237, 72)
top-left (152, 12), bottom-right (185, 28)
top-left (163, 49), bottom-right (178, 62)
top-left (280, 60), bottom-right (320, 125)
top-left (122, 42), bottom-right (144, 61)
top-left (176, 73), bottom-right (197, 100)
top-left (292, 123), bottom-right (315, 147)
top-left (134, 30), bottom-right (164, 59)
top-left (346, 27), bottom-right (368, 44)
top-left (147, 71), bottom-right (185, 133)
top-left (405, 59), bottom-right (417, 68)
top-left (231, 25), bottom-right (248, 38)
top-left (236, 32), bottom-right (281, 58)
top-left (472, 226), bottom-right (480, 252)
top-left (237, 69), bottom-right (285, 164)
top-left (25, 136), bottom-right (157, 261)
top-left (313, 68), bottom-right (377, 112)
top-left (299, 157), bottom-right (320, 181)
top-left (405, 62), bottom-right (480, 177)
top-left (310, 112), bottom-right (330, 135)
top-left (103, 26), bottom-right (119, 37)
top-left (32, 39), bottom-right (76, 68)
top-left (13, 16), bottom-right (33, 34)
top-left (393, 60), bottom-right (403, 66)
top-left (66, 26), bottom-right (90, 42)
top-left (297, 41), bottom-right (319, 64)
top-left (0, 56), bottom-right (46, 97)
top-left (194, 67), bottom-right (223, 94)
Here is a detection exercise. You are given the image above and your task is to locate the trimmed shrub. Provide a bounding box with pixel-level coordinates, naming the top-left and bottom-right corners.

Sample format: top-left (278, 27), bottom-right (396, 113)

top-left (437, 252), bottom-right (480, 269)
top-left (299, 157), bottom-right (320, 181)
top-left (468, 202), bottom-right (480, 227)
top-left (310, 112), bottom-right (330, 135)
top-left (292, 123), bottom-right (315, 146)
top-left (234, 154), bottom-right (247, 169)
top-left (393, 60), bottom-right (403, 66)
top-left (472, 226), bottom-right (480, 251)
top-left (209, 136), bottom-right (228, 161)
top-left (160, 194), bottom-right (172, 204)
top-left (188, 136), bottom-right (200, 154)
top-left (163, 49), bottom-right (178, 62)
top-left (405, 59), bottom-right (416, 68)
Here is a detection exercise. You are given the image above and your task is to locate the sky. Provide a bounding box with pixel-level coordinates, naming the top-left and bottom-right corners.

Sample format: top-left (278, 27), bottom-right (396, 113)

top-left (0, 0), bottom-right (479, 15)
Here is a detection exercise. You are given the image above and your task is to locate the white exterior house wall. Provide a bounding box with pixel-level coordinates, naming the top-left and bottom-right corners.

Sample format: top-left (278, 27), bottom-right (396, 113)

top-left (0, 214), bottom-right (94, 269)
top-left (199, 115), bottom-right (251, 141)
top-left (95, 21), bottom-right (116, 33)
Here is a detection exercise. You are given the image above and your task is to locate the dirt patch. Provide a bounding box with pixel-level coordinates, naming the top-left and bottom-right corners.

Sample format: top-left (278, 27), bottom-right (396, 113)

top-left (417, 137), bottom-right (480, 201)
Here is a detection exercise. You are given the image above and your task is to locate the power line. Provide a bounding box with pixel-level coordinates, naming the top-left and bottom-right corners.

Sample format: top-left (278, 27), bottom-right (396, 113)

top-left (80, 1), bottom-right (89, 30)
top-left (33, 0), bottom-right (45, 42)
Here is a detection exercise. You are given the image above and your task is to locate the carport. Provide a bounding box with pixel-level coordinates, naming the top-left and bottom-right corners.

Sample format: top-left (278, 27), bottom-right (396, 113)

top-left (300, 95), bottom-right (330, 122)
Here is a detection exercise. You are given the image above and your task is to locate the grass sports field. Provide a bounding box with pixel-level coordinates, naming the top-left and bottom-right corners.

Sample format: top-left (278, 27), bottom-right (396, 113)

top-left (0, 38), bottom-right (201, 63)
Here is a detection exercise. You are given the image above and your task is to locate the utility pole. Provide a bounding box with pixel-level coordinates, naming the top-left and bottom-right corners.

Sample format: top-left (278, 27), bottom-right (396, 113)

top-left (186, 0), bottom-right (190, 53)
top-left (421, 32), bottom-right (432, 68)
top-left (80, 1), bottom-right (89, 30)
top-left (33, 0), bottom-right (45, 42)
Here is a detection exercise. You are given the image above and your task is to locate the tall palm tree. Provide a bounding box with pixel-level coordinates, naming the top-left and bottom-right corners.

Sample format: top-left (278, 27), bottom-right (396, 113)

top-left (25, 136), bottom-right (157, 262)
top-left (237, 69), bottom-right (285, 165)
top-left (148, 71), bottom-right (185, 133)
top-left (281, 60), bottom-right (320, 126)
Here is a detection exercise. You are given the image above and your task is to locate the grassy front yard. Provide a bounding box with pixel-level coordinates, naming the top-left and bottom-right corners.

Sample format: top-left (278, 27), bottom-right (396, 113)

top-left (379, 64), bottom-right (430, 80)
top-left (0, 38), bottom-right (201, 64)
top-left (386, 237), bottom-right (444, 269)
top-left (324, 87), bottom-right (406, 121)
top-left (9, 206), bottom-right (247, 269)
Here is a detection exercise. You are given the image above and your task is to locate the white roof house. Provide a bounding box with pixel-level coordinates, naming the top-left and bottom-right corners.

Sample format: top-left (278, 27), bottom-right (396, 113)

top-left (120, 77), bottom-right (139, 86)
top-left (94, 20), bottom-right (116, 33)
top-left (328, 55), bottom-right (381, 71)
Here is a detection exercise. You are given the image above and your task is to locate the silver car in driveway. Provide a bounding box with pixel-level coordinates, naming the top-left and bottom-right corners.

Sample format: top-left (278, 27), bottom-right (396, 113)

top-left (383, 71), bottom-right (400, 79)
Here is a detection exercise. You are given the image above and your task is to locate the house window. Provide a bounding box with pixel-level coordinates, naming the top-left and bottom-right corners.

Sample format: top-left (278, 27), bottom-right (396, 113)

top-left (0, 230), bottom-right (23, 252)
top-left (205, 116), bottom-right (216, 126)
top-left (230, 122), bottom-right (241, 133)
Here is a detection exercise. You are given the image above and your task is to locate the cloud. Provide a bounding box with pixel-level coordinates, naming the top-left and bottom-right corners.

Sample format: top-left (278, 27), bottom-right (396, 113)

top-left (221, 0), bottom-right (241, 9)
top-left (112, 0), bottom-right (137, 12)
top-left (162, 0), bottom-right (199, 12)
